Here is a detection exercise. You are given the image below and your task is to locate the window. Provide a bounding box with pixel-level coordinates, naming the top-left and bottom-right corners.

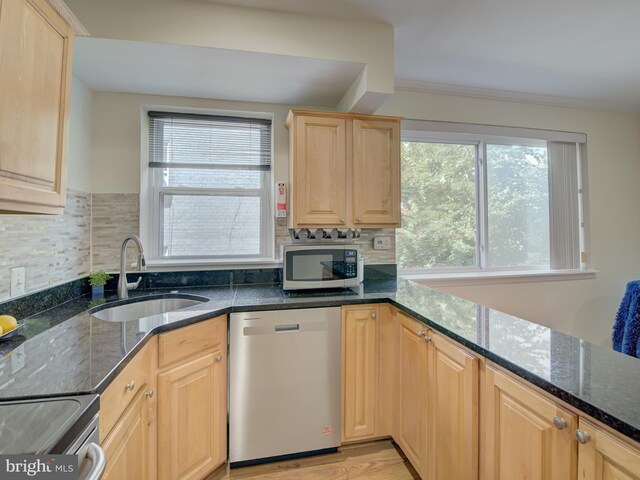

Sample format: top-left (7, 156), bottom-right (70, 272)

top-left (399, 121), bottom-right (585, 275)
top-left (146, 111), bottom-right (273, 261)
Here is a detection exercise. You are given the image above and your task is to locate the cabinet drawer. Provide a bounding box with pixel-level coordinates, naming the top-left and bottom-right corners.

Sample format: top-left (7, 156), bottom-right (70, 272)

top-left (158, 316), bottom-right (226, 369)
top-left (100, 338), bottom-right (156, 442)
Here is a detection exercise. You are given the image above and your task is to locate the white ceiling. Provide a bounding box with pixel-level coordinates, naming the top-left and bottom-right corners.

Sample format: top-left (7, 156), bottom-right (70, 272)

top-left (208, 0), bottom-right (640, 111)
top-left (73, 37), bottom-right (364, 106)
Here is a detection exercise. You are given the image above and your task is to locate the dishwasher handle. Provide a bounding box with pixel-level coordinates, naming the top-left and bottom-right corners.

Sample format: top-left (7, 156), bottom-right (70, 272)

top-left (81, 443), bottom-right (106, 480)
top-left (275, 324), bottom-right (300, 333)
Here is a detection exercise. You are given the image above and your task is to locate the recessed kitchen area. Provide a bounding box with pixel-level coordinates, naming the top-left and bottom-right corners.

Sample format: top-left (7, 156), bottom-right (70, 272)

top-left (1, 0), bottom-right (640, 479)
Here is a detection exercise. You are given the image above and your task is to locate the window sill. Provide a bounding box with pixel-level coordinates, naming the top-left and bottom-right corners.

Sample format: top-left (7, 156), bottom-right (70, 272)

top-left (145, 258), bottom-right (281, 271)
top-left (399, 269), bottom-right (597, 287)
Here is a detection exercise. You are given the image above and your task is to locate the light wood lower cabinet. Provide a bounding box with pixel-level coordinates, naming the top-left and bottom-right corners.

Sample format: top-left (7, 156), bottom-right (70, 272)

top-left (395, 312), bottom-right (428, 475)
top-left (342, 305), bottom-right (379, 442)
top-left (483, 365), bottom-right (577, 480)
top-left (577, 418), bottom-right (640, 480)
top-left (426, 331), bottom-right (479, 480)
top-left (101, 385), bottom-right (152, 480)
top-left (341, 304), bottom-right (395, 443)
top-left (157, 316), bottom-right (227, 480)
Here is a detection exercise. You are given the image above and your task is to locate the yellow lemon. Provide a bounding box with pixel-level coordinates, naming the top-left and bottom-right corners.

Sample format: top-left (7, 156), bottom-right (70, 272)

top-left (0, 326), bottom-right (3, 335)
top-left (0, 315), bottom-right (17, 333)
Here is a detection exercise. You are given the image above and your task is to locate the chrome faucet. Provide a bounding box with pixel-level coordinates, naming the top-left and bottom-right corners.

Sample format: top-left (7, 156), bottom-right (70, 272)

top-left (117, 235), bottom-right (147, 300)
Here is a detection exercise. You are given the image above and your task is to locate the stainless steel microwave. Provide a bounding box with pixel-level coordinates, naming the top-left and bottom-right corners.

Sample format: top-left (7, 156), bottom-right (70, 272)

top-left (282, 244), bottom-right (362, 290)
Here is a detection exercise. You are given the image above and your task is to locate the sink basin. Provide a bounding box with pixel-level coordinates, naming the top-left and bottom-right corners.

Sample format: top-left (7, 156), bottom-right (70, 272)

top-left (91, 295), bottom-right (208, 322)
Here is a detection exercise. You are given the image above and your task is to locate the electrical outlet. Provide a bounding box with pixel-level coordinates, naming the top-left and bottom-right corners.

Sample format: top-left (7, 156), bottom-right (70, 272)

top-left (373, 236), bottom-right (392, 250)
top-left (10, 267), bottom-right (25, 298)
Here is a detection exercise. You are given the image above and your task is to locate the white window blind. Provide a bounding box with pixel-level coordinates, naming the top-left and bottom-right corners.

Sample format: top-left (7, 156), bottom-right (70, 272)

top-left (548, 141), bottom-right (580, 269)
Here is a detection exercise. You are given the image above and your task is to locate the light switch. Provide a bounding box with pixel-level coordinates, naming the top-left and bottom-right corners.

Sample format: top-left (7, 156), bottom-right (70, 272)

top-left (10, 267), bottom-right (25, 297)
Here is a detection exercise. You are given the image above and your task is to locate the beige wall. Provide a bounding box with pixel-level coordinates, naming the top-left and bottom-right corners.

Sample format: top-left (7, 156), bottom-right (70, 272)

top-left (377, 89), bottom-right (640, 345)
top-left (67, 75), bottom-right (93, 192)
top-left (90, 92), bottom-right (290, 193)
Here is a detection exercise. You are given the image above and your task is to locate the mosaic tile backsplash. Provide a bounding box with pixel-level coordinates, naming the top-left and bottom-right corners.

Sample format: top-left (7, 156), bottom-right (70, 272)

top-left (0, 190), bottom-right (91, 302)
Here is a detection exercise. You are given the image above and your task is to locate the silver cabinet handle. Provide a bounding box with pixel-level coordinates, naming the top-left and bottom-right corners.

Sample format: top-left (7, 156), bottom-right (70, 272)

top-left (553, 416), bottom-right (568, 430)
top-left (371, 313), bottom-right (376, 319)
top-left (83, 443), bottom-right (106, 480)
top-left (575, 429), bottom-right (592, 444)
top-left (124, 381), bottom-right (135, 391)
top-left (215, 355), bottom-right (223, 362)
top-left (145, 390), bottom-right (154, 398)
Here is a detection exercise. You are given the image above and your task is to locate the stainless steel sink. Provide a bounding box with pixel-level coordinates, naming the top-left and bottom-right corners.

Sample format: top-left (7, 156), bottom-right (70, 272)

top-left (91, 295), bottom-right (208, 322)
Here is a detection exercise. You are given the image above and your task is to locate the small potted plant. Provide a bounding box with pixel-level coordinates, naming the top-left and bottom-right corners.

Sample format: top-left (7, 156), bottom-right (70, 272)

top-left (89, 270), bottom-right (112, 299)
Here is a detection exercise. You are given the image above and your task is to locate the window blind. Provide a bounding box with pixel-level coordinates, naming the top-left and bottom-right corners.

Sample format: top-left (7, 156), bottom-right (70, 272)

top-left (148, 111), bottom-right (272, 171)
top-left (548, 141), bottom-right (580, 269)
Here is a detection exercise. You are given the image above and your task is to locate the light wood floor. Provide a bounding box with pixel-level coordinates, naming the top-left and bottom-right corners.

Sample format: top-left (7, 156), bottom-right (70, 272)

top-left (207, 440), bottom-right (420, 480)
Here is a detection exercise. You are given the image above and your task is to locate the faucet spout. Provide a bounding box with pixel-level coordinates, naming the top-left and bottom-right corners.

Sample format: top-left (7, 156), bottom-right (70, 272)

top-left (117, 235), bottom-right (146, 300)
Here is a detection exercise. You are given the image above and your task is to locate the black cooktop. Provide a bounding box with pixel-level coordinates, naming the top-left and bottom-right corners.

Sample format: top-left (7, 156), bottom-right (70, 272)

top-left (0, 395), bottom-right (99, 454)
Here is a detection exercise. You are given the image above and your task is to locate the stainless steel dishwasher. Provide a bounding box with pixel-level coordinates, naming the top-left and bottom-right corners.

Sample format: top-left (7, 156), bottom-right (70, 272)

top-left (229, 307), bottom-right (341, 467)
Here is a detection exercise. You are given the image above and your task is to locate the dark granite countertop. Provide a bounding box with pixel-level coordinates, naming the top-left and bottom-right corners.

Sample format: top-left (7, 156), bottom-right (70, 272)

top-left (0, 279), bottom-right (639, 443)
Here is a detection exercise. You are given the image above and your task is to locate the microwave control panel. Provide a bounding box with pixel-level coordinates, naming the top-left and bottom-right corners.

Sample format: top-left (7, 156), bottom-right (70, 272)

top-left (344, 250), bottom-right (358, 278)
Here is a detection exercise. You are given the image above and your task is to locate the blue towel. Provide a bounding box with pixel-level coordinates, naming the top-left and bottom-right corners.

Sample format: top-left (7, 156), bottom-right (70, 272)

top-left (612, 280), bottom-right (640, 357)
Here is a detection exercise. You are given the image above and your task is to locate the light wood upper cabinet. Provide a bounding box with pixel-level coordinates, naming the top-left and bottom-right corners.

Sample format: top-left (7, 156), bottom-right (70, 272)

top-left (352, 119), bottom-right (400, 226)
top-left (0, 0), bottom-right (73, 214)
top-left (577, 418), bottom-right (640, 480)
top-left (286, 110), bottom-right (402, 228)
top-left (395, 312), bottom-right (428, 475)
top-left (427, 331), bottom-right (479, 480)
top-left (483, 365), bottom-right (577, 480)
top-left (291, 115), bottom-right (347, 226)
top-left (157, 316), bottom-right (227, 480)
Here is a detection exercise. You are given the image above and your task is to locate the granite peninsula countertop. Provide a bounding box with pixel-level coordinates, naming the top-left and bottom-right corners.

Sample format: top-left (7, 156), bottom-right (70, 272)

top-left (1, 279), bottom-right (639, 443)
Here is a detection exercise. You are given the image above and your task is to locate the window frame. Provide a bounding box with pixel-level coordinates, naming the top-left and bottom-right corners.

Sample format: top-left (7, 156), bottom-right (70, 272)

top-left (140, 106), bottom-right (275, 266)
top-left (399, 130), bottom-right (584, 276)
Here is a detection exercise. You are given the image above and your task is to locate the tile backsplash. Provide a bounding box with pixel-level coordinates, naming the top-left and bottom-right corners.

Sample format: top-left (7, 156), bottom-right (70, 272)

top-left (91, 193), bottom-right (139, 271)
top-left (0, 190), bottom-right (91, 302)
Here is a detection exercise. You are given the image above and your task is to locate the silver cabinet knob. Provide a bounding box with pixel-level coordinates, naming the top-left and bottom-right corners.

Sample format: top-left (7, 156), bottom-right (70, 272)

top-left (124, 381), bottom-right (136, 391)
top-left (371, 313), bottom-right (376, 319)
top-left (575, 429), bottom-right (591, 444)
top-left (339, 218), bottom-right (345, 224)
top-left (215, 355), bottom-right (223, 362)
top-left (418, 331), bottom-right (425, 338)
top-left (144, 390), bottom-right (154, 398)
top-left (553, 416), bottom-right (568, 430)
top-left (423, 333), bottom-right (432, 343)
top-left (355, 217), bottom-right (362, 222)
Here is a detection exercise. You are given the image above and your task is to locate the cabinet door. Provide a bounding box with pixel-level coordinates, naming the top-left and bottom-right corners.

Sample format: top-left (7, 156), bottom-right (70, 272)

top-left (352, 119), bottom-right (401, 227)
top-left (577, 418), bottom-right (640, 480)
top-left (102, 386), bottom-right (151, 480)
top-left (484, 366), bottom-right (577, 480)
top-left (342, 306), bottom-right (378, 442)
top-left (427, 332), bottom-right (479, 480)
top-left (395, 313), bottom-right (428, 474)
top-left (158, 350), bottom-right (227, 480)
top-left (0, 0), bottom-right (73, 214)
top-left (291, 115), bottom-right (347, 226)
